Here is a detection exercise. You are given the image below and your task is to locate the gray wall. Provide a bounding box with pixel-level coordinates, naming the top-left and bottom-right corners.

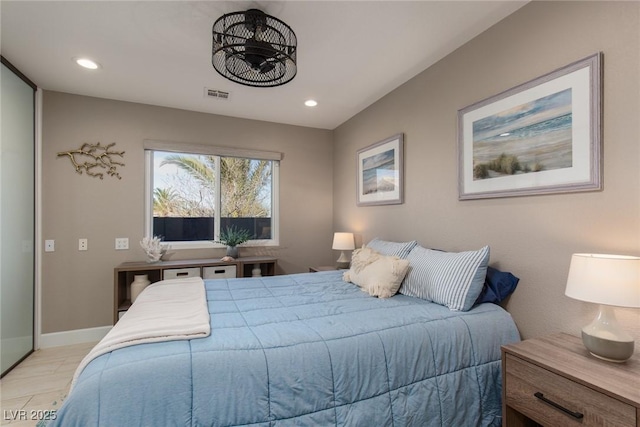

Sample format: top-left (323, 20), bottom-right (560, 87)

top-left (333, 1), bottom-right (640, 340)
top-left (42, 92), bottom-right (334, 333)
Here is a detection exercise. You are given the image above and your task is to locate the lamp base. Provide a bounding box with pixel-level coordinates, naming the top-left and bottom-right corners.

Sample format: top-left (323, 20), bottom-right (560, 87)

top-left (581, 331), bottom-right (634, 363)
top-left (580, 305), bottom-right (635, 363)
top-left (336, 251), bottom-right (350, 270)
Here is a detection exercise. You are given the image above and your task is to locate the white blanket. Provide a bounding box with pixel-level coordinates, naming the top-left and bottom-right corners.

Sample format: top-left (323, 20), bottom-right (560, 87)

top-left (71, 277), bottom-right (211, 389)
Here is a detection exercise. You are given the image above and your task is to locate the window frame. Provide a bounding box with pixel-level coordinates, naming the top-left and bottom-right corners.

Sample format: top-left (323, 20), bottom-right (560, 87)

top-left (144, 140), bottom-right (281, 250)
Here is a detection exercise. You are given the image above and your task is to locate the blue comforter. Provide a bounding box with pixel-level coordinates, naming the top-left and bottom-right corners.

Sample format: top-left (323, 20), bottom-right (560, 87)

top-left (51, 271), bottom-right (520, 426)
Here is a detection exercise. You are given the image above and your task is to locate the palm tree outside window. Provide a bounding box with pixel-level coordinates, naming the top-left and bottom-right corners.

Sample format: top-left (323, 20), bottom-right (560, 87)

top-left (146, 150), bottom-right (277, 247)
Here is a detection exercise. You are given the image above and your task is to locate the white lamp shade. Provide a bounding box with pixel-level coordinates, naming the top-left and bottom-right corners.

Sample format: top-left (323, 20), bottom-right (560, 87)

top-left (332, 232), bottom-right (355, 251)
top-left (565, 253), bottom-right (640, 308)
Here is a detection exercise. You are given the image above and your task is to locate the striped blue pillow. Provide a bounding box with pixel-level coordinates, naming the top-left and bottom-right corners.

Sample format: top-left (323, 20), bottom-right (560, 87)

top-left (366, 238), bottom-right (417, 259)
top-left (400, 245), bottom-right (490, 311)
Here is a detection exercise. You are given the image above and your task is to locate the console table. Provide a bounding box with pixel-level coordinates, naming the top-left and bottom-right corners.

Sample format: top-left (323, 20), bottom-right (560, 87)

top-left (113, 256), bottom-right (277, 323)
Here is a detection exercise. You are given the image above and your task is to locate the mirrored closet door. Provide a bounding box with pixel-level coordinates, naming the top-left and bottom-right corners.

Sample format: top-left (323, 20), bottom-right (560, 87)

top-left (1, 58), bottom-right (36, 376)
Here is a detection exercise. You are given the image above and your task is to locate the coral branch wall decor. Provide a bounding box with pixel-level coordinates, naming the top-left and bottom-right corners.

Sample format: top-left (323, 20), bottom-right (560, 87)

top-left (57, 142), bottom-right (125, 179)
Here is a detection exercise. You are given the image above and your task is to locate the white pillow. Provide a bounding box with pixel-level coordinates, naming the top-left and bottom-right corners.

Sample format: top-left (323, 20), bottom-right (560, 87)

top-left (343, 247), bottom-right (410, 298)
top-left (399, 245), bottom-right (490, 311)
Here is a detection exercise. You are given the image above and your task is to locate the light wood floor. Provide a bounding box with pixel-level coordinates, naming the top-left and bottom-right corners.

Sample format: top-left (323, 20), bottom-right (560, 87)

top-left (1, 342), bottom-right (95, 426)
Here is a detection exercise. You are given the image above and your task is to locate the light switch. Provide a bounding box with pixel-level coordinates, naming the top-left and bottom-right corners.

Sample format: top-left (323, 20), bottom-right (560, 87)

top-left (45, 240), bottom-right (55, 252)
top-left (115, 238), bottom-right (129, 250)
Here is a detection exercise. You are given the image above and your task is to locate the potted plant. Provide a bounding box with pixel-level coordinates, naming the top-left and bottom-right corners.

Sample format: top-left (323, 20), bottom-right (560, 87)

top-left (217, 225), bottom-right (252, 258)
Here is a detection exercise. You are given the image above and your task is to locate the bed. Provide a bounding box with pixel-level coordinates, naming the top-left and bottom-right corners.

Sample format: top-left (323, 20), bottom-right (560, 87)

top-left (50, 268), bottom-right (519, 427)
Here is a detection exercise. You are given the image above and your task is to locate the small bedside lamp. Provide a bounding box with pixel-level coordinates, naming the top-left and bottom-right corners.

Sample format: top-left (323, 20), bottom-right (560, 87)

top-left (565, 253), bottom-right (640, 362)
top-left (332, 232), bottom-right (355, 269)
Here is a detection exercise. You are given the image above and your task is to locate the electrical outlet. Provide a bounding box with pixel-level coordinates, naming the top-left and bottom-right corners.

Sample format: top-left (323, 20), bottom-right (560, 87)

top-left (79, 238), bottom-right (88, 251)
top-left (115, 238), bottom-right (129, 250)
top-left (45, 240), bottom-right (55, 252)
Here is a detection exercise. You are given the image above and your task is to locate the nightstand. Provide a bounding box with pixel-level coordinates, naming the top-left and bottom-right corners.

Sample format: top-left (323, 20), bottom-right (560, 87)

top-left (501, 333), bottom-right (640, 426)
top-left (309, 266), bottom-right (338, 273)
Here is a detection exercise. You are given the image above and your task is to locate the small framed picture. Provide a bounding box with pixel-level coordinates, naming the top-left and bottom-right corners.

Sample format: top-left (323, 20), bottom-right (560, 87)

top-left (458, 53), bottom-right (602, 200)
top-left (357, 133), bottom-right (404, 206)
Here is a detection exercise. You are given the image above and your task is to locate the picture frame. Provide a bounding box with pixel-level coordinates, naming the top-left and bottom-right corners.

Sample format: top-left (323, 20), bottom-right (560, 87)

top-left (458, 53), bottom-right (602, 200)
top-left (357, 133), bottom-right (404, 206)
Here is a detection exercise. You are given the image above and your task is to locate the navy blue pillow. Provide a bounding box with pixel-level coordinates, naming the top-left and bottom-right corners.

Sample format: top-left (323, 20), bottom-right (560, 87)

top-left (475, 266), bottom-right (519, 305)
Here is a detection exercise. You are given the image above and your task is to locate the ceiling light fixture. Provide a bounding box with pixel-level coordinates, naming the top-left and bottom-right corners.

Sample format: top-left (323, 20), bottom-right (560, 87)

top-left (305, 100), bottom-right (318, 107)
top-left (74, 58), bottom-right (100, 70)
top-left (212, 9), bottom-right (297, 87)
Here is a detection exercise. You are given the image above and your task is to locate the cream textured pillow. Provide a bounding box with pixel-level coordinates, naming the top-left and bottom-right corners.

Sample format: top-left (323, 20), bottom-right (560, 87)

top-left (344, 247), bottom-right (410, 298)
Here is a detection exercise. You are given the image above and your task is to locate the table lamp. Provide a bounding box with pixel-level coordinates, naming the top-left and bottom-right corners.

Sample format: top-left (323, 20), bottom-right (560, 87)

top-left (332, 232), bottom-right (355, 269)
top-left (565, 253), bottom-right (640, 362)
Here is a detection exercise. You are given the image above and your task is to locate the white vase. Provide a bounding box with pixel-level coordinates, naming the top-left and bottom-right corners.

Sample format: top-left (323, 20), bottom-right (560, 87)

top-left (130, 274), bottom-right (150, 303)
top-left (252, 263), bottom-right (262, 277)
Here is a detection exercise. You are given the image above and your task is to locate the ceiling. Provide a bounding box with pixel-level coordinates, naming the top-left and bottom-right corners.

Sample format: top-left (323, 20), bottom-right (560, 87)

top-left (1, 1), bottom-right (527, 130)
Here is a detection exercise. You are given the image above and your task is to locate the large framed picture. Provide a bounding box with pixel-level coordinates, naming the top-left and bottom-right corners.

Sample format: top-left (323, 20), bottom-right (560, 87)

top-left (458, 53), bottom-right (602, 200)
top-left (357, 133), bottom-right (404, 206)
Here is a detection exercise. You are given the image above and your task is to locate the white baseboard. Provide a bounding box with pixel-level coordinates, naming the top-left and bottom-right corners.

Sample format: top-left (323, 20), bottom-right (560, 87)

top-left (39, 325), bottom-right (111, 349)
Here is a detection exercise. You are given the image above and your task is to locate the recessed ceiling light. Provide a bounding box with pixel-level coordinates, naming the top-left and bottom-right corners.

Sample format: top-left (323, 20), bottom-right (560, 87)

top-left (305, 99), bottom-right (318, 107)
top-left (74, 58), bottom-right (100, 70)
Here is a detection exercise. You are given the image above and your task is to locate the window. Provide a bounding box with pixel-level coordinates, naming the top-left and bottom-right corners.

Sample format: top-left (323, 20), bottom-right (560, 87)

top-left (144, 140), bottom-right (280, 249)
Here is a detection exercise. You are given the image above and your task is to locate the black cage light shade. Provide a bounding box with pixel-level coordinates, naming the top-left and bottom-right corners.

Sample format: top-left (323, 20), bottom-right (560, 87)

top-left (212, 9), bottom-right (297, 87)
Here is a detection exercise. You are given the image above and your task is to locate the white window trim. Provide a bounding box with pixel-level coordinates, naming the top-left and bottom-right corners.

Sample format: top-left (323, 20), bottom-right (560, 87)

top-left (143, 139), bottom-right (283, 161)
top-left (144, 144), bottom-right (280, 250)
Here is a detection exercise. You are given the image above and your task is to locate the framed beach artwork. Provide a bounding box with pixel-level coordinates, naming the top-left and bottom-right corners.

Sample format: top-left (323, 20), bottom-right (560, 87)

top-left (458, 53), bottom-right (602, 200)
top-left (357, 133), bottom-right (404, 206)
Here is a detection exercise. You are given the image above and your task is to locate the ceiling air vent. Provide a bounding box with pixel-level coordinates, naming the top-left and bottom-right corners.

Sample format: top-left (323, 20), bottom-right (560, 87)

top-left (204, 88), bottom-right (230, 100)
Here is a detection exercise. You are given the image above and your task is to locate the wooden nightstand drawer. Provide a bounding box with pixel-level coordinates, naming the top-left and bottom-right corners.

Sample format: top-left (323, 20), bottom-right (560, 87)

top-left (505, 353), bottom-right (635, 426)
